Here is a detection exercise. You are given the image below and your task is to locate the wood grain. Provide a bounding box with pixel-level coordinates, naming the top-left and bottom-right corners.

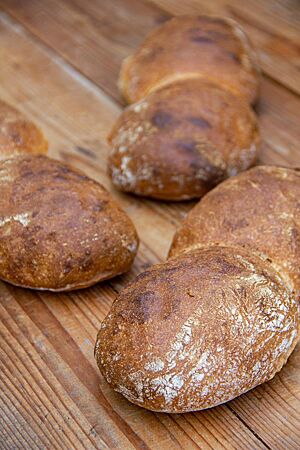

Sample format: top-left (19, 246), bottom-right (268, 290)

top-left (0, 0), bottom-right (299, 448)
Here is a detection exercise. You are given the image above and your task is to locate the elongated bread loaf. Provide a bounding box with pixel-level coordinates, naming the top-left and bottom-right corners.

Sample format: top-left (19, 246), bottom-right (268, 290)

top-left (0, 155), bottom-right (138, 291)
top-left (95, 166), bottom-right (300, 412)
top-left (108, 15), bottom-right (260, 200)
top-left (0, 100), bottom-right (139, 290)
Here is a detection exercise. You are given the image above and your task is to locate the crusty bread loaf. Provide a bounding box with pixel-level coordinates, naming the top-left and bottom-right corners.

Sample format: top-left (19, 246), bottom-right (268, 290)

top-left (0, 100), bottom-right (48, 160)
top-left (109, 15), bottom-right (260, 201)
top-left (0, 155), bottom-right (138, 291)
top-left (169, 166), bottom-right (300, 294)
top-left (95, 166), bottom-right (300, 412)
top-left (119, 16), bottom-right (260, 105)
top-left (95, 246), bottom-right (299, 413)
top-left (109, 79), bottom-right (258, 200)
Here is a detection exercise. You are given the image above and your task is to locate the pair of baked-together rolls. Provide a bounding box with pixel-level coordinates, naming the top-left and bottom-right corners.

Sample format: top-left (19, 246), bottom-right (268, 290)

top-left (0, 100), bottom-right (138, 291)
top-left (108, 15), bottom-right (260, 200)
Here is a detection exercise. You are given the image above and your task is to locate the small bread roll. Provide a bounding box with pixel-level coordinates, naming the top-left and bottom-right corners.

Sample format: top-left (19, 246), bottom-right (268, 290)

top-left (95, 246), bottom-right (299, 413)
top-left (119, 16), bottom-right (260, 105)
top-left (169, 166), bottom-right (300, 293)
top-left (0, 155), bottom-right (138, 291)
top-left (0, 100), bottom-right (48, 160)
top-left (109, 80), bottom-right (258, 200)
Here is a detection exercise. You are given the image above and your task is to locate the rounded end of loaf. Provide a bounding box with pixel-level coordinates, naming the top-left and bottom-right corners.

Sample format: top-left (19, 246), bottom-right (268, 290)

top-left (0, 100), bottom-right (48, 161)
top-left (108, 79), bottom-right (259, 200)
top-left (118, 15), bottom-right (260, 105)
top-left (0, 154), bottom-right (139, 291)
top-left (95, 246), bottom-right (299, 413)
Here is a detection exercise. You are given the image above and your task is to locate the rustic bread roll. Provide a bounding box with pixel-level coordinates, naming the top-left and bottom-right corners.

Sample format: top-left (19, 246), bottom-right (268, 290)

top-left (170, 166), bottom-right (300, 294)
top-left (119, 15), bottom-right (260, 105)
top-left (95, 165), bottom-right (300, 412)
top-left (109, 79), bottom-right (258, 200)
top-left (0, 100), bottom-right (48, 160)
top-left (0, 155), bottom-right (138, 291)
top-left (95, 246), bottom-right (299, 413)
top-left (110, 15), bottom-right (260, 200)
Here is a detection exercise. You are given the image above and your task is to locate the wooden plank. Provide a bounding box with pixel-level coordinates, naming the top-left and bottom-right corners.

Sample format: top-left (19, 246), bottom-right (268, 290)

top-left (0, 12), bottom-right (272, 449)
top-left (2, 0), bottom-right (300, 98)
top-left (0, 0), bottom-right (171, 103)
top-left (149, 0), bottom-right (300, 96)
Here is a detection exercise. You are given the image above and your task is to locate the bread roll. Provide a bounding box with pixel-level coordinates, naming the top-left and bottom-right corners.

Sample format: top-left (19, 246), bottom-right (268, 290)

top-left (119, 16), bottom-right (260, 105)
top-left (109, 79), bottom-right (258, 200)
top-left (0, 155), bottom-right (138, 291)
top-left (95, 166), bottom-right (300, 412)
top-left (170, 166), bottom-right (300, 294)
top-left (95, 246), bottom-right (299, 413)
top-left (0, 100), bottom-right (48, 160)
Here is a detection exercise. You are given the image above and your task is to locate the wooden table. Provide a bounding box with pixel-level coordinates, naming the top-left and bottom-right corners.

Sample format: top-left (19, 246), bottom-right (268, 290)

top-left (0, 0), bottom-right (299, 448)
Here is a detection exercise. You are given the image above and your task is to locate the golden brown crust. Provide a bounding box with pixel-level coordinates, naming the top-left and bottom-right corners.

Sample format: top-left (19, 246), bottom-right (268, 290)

top-left (0, 100), bottom-right (48, 160)
top-left (95, 246), bottom-right (299, 412)
top-left (119, 15), bottom-right (260, 105)
top-left (109, 80), bottom-right (259, 200)
top-left (169, 166), bottom-right (300, 294)
top-left (0, 155), bottom-right (139, 291)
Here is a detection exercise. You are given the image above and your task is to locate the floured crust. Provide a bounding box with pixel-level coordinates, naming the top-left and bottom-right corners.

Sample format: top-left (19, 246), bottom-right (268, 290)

top-left (0, 100), bottom-right (48, 160)
top-left (95, 246), bottom-right (299, 412)
top-left (119, 15), bottom-right (260, 105)
top-left (169, 166), bottom-right (300, 294)
top-left (108, 79), bottom-right (259, 200)
top-left (0, 155), bottom-right (139, 291)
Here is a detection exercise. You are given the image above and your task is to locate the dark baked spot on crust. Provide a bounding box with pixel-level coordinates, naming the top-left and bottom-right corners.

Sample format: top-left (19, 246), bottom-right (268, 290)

top-left (118, 277), bottom-right (183, 324)
top-left (46, 231), bottom-right (57, 241)
top-left (191, 36), bottom-right (214, 44)
top-left (135, 269), bottom-right (153, 282)
top-left (223, 218), bottom-right (249, 231)
top-left (20, 169), bottom-right (35, 179)
top-left (175, 140), bottom-right (224, 180)
top-left (63, 259), bottom-right (73, 275)
top-left (228, 52), bottom-right (241, 63)
top-left (119, 290), bottom-right (157, 324)
top-left (213, 256), bottom-right (243, 276)
top-left (175, 140), bottom-right (198, 154)
top-left (151, 111), bottom-right (174, 128)
top-left (53, 164), bottom-right (90, 182)
top-left (188, 117), bottom-right (211, 128)
top-left (53, 174), bottom-right (69, 181)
